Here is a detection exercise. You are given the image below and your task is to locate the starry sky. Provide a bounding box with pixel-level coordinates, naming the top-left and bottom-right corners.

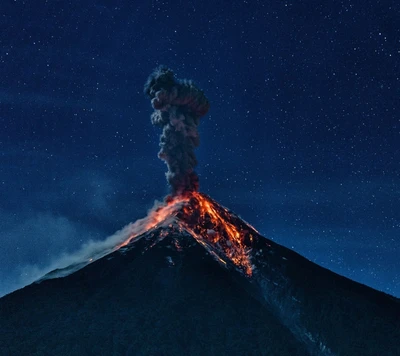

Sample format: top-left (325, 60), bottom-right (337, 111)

top-left (1, 0), bottom-right (399, 297)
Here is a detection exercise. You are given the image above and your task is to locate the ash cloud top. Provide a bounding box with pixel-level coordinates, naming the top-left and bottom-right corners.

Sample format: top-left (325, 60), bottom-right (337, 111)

top-left (144, 66), bottom-right (210, 195)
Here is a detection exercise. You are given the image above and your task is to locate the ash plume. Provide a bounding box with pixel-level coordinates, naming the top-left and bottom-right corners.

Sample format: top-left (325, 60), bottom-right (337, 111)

top-left (144, 66), bottom-right (210, 196)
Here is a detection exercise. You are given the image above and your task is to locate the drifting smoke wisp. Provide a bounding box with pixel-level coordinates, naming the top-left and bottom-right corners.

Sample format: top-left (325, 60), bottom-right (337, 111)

top-left (0, 198), bottom-right (186, 297)
top-left (144, 66), bottom-right (210, 196)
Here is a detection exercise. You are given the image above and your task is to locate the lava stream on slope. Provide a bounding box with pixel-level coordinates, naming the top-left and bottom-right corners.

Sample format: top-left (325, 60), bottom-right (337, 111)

top-left (118, 192), bottom-right (258, 276)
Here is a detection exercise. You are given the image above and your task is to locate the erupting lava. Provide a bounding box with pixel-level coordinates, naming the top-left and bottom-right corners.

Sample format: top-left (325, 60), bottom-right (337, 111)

top-left (118, 192), bottom-right (255, 276)
top-left (117, 195), bottom-right (189, 249)
top-left (178, 192), bottom-right (254, 276)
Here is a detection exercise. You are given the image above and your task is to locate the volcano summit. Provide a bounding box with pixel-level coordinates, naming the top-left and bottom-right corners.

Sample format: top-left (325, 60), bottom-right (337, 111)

top-left (0, 69), bottom-right (399, 356)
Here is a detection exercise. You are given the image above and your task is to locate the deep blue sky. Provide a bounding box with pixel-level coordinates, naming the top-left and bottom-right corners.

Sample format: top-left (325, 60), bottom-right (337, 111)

top-left (1, 0), bottom-right (399, 297)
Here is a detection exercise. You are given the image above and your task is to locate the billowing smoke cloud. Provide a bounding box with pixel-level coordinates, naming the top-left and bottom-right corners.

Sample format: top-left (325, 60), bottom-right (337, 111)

top-left (144, 66), bottom-right (210, 196)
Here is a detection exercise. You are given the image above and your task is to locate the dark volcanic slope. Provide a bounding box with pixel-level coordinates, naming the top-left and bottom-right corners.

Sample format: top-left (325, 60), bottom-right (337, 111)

top-left (248, 237), bottom-right (400, 356)
top-left (0, 228), bottom-right (308, 356)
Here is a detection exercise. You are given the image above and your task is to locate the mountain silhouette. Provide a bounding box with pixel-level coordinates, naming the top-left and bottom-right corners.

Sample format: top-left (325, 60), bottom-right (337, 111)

top-left (0, 193), bottom-right (399, 355)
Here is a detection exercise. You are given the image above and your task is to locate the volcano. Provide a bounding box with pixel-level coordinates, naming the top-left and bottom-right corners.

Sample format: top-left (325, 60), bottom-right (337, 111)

top-left (0, 192), bottom-right (399, 355)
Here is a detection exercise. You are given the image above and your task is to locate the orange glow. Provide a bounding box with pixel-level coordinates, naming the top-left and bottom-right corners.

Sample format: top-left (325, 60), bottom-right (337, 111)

top-left (117, 195), bottom-right (189, 249)
top-left (117, 191), bottom-right (253, 276)
top-left (179, 192), bottom-right (253, 276)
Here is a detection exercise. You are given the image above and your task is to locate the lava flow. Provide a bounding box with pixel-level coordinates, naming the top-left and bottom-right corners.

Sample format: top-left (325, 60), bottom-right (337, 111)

top-left (116, 192), bottom-right (255, 276)
top-left (178, 192), bottom-right (255, 276)
top-left (117, 195), bottom-right (189, 249)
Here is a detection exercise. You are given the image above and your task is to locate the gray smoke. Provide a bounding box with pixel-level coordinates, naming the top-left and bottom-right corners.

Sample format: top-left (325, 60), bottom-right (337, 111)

top-left (144, 66), bottom-right (210, 196)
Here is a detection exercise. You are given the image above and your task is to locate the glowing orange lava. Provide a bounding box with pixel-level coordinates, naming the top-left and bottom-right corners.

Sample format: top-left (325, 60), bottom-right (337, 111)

top-left (180, 192), bottom-right (254, 276)
top-left (117, 195), bottom-right (189, 248)
top-left (117, 191), bottom-right (254, 276)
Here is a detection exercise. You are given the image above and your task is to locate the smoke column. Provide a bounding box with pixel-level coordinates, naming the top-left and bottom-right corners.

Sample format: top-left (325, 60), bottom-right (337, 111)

top-left (144, 66), bottom-right (210, 196)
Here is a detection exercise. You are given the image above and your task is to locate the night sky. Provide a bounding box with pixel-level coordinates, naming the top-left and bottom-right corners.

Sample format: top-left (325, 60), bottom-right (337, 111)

top-left (1, 1), bottom-right (399, 298)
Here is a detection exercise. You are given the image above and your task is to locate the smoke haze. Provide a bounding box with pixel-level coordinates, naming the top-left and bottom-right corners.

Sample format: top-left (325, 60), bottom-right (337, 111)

top-left (0, 199), bottom-right (178, 297)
